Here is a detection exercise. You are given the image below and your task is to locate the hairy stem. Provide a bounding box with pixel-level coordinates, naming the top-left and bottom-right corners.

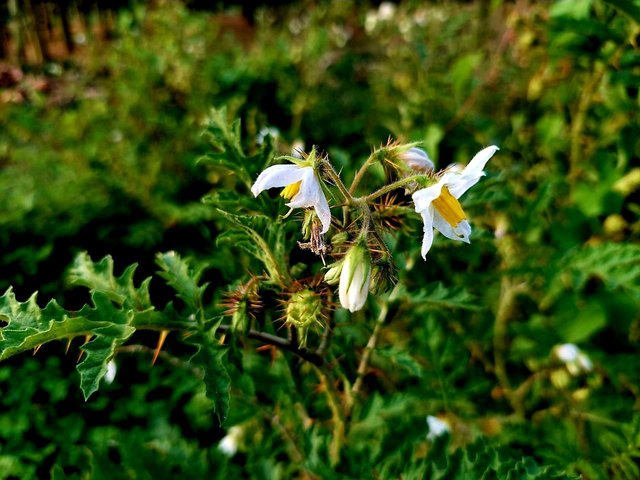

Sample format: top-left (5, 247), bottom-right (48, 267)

top-left (363, 174), bottom-right (426, 202)
top-left (349, 153), bottom-right (378, 194)
top-left (321, 159), bottom-right (354, 205)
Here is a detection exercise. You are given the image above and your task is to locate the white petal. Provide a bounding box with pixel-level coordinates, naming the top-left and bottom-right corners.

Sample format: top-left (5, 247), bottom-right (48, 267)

top-left (314, 190), bottom-right (332, 234)
top-left (286, 167), bottom-right (321, 209)
top-left (577, 353), bottom-right (593, 372)
top-left (432, 213), bottom-right (471, 244)
top-left (555, 344), bottom-right (579, 363)
top-left (419, 207), bottom-right (435, 259)
top-left (464, 145), bottom-right (499, 178)
top-left (447, 145), bottom-right (499, 199)
top-left (412, 181), bottom-right (445, 213)
top-left (338, 258), bottom-right (353, 310)
top-left (348, 263), bottom-right (370, 312)
top-left (251, 164), bottom-right (307, 197)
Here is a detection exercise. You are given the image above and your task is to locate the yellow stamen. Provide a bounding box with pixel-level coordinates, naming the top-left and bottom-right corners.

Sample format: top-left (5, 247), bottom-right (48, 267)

top-left (280, 181), bottom-right (302, 200)
top-left (432, 186), bottom-right (467, 227)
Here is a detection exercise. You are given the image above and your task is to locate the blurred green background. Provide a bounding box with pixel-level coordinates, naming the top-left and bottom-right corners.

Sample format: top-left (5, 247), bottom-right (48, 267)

top-left (0, 0), bottom-right (639, 478)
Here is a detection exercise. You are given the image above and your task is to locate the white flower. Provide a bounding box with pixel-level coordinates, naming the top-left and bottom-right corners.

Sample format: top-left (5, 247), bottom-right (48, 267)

top-left (426, 415), bottom-right (450, 441)
top-left (554, 343), bottom-right (593, 376)
top-left (339, 241), bottom-right (371, 312)
top-left (412, 145), bottom-right (499, 259)
top-left (399, 147), bottom-right (434, 172)
top-left (251, 160), bottom-right (331, 234)
top-left (218, 425), bottom-right (244, 457)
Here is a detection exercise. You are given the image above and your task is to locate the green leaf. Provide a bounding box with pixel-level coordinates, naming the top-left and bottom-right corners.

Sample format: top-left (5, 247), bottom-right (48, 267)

top-left (0, 288), bottom-right (100, 361)
top-left (393, 282), bottom-right (480, 311)
top-left (543, 243), bottom-right (640, 307)
top-left (215, 210), bottom-right (289, 286)
top-left (188, 333), bottom-right (230, 424)
top-left (76, 292), bottom-right (136, 400)
top-left (155, 251), bottom-right (208, 314)
top-left (68, 252), bottom-right (152, 311)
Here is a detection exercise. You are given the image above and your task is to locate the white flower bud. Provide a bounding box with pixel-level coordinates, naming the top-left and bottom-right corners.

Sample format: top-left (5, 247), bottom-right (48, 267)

top-left (399, 147), bottom-right (434, 172)
top-left (338, 241), bottom-right (371, 312)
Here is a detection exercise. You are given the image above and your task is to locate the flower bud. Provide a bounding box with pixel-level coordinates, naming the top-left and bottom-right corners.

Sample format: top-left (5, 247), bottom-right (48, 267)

top-left (324, 261), bottom-right (343, 285)
top-left (399, 147), bottom-right (434, 172)
top-left (339, 240), bottom-right (372, 312)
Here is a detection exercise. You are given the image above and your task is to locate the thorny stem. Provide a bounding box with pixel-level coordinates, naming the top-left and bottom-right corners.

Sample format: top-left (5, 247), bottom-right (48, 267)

top-left (217, 324), bottom-right (324, 366)
top-left (321, 159), bottom-right (354, 205)
top-left (363, 174), bottom-right (426, 203)
top-left (117, 344), bottom-right (203, 377)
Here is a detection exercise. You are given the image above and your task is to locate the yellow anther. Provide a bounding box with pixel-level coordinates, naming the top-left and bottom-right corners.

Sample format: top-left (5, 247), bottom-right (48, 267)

top-left (432, 186), bottom-right (467, 227)
top-left (280, 181), bottom-right (302, 200)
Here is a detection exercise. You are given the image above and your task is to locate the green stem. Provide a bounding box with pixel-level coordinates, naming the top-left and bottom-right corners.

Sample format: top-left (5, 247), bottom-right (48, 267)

top-left (363, 174), bottom-right (426, 203)
top-left (349, 153), bottom-right (377, 194)
top-left (321, 159), bottom-right (354, 205)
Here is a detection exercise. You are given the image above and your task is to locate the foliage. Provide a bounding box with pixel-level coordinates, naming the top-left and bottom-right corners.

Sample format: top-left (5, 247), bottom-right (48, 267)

top-left (1, 0), bottom-right (639, 478)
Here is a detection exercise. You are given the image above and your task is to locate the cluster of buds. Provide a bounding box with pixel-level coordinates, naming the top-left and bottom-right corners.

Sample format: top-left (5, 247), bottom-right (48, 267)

top-left (249, 140), bottom-right (498, 322)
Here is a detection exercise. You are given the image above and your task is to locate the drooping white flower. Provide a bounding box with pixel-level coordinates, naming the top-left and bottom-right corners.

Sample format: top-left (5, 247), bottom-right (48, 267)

top-left (251, 157), bottom-right (331, 234)
top-left (412, 145), bottom-right (499, 259)
top-left (338, 240), bottom-right (371, 312)
top-left (426, 415), bottom-right (450, 441)
top-left (218, 425), bottom-right (244, 457)
top-left (554, 343), bottom-right (593, 376)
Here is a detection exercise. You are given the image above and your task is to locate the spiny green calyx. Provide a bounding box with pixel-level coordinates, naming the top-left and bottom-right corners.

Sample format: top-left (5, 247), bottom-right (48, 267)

top-left (284, 288), bottom-right (325, 347)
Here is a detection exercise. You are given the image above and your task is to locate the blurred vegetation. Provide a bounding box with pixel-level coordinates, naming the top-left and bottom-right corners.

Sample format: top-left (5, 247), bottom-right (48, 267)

top-left (0, 0), bottom-right (639, 478)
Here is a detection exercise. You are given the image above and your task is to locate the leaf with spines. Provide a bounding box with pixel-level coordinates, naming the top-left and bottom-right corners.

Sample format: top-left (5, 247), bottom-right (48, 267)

top-left (0, 288), bottom-right (97, 361)
top-left (76, 292), bottom-right (136, 400)
top-left (216, 210), bottom-right (289, 286)
top-left (197, 106), bottom-right (275, 189)
top-left (188, 331), bottom-right (230, 424)
top-left (155, 251), bottom-right (208, 315)
top-left (68, 252), bottom-right (153, 311)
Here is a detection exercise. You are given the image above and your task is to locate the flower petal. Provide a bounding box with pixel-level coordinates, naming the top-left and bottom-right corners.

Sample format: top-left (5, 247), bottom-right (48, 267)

top-left (286, 167), bottom-right (321, 209)
top-left (447, 145), bottom-right (499, 199)
top-left (313, 189), bottom-right (332, 234)
top-left (419, 207), bottom-right (435, 259)
top-left (412, 181), bottom-right (445, 213)
top-left (432, 212), bottom-right (471, 244)
top-left (251, 164), bottom-right (308, 197)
